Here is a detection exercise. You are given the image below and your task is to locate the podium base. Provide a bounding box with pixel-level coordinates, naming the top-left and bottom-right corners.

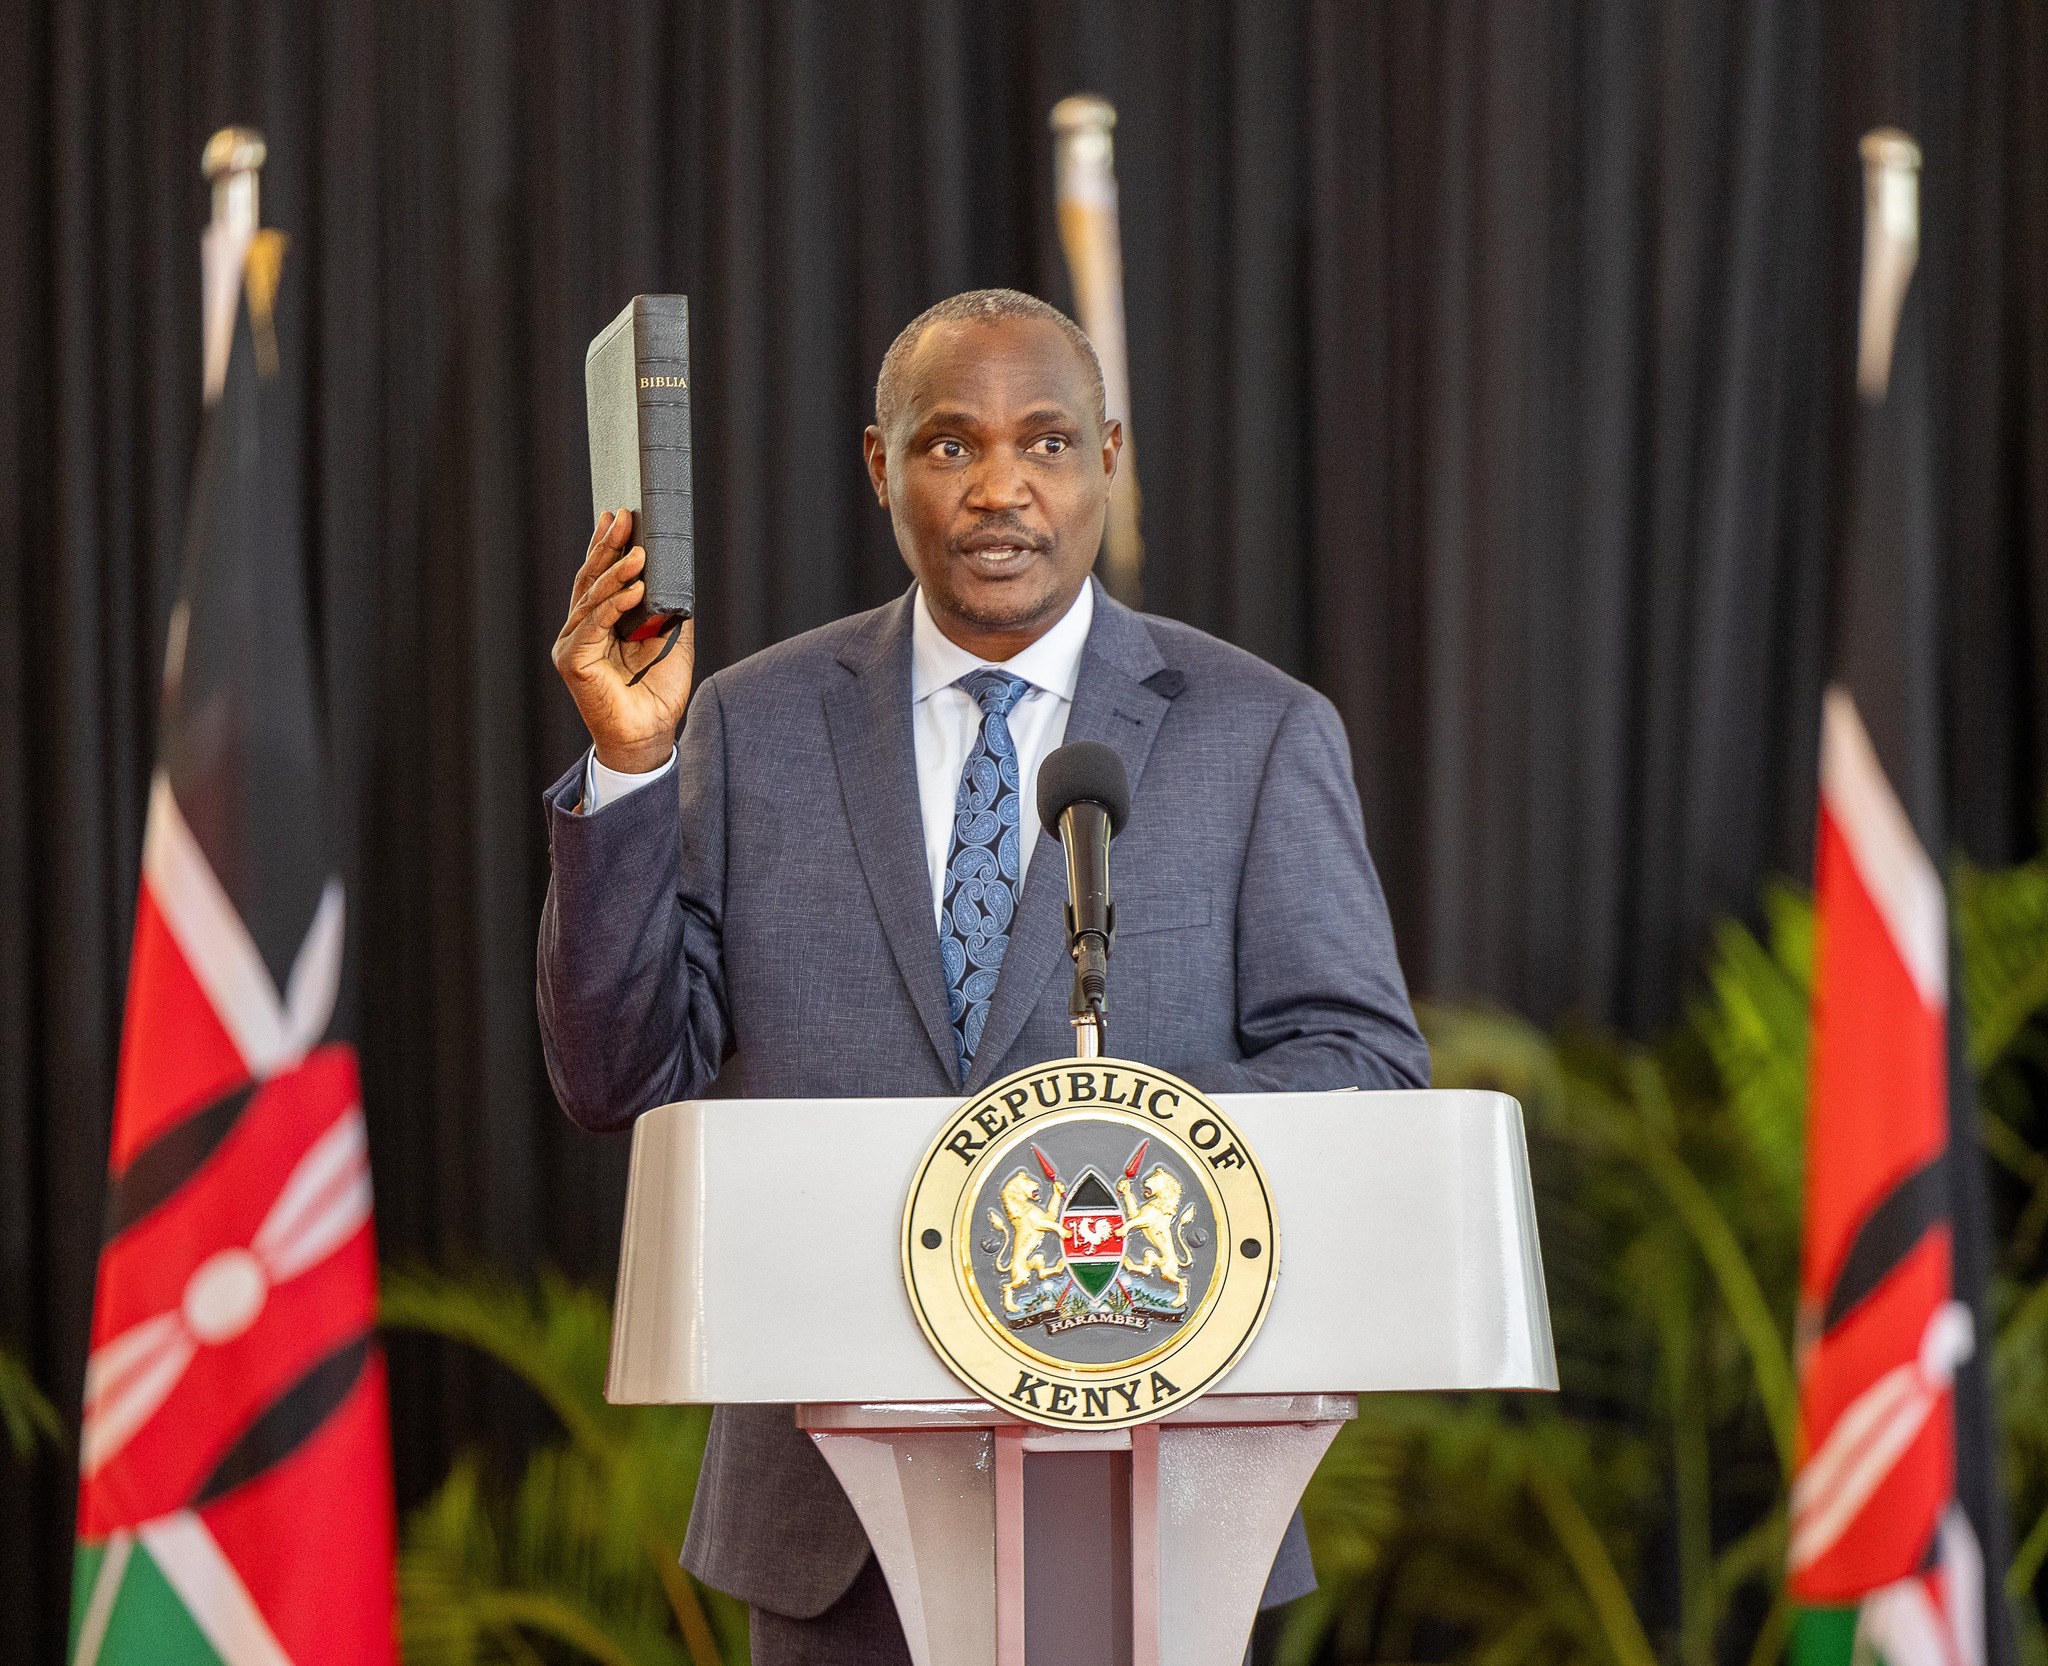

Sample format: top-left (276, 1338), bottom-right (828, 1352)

top-left (800, 1395), bottom-right (1353, 1666)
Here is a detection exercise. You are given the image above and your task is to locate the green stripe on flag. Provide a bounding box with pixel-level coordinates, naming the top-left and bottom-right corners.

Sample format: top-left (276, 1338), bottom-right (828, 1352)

top-left (70, 1540), bottom-right (106, 1647)
top-left (69, 1538), bottom-right (224, 1666)
top-left (1793, 1604), bottom-right (1860, 1666)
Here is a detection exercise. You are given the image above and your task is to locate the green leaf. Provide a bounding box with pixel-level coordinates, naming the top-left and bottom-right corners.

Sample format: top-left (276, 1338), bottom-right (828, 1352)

top-left (382, 1267), bottom-right (621, 1460)
top-left (386, 1271), bottom-right (740, 1665)
top-left (0, 1342), bottom-right (61, 1460)
top-left (1689, 886), bottom-right (1812, 1224)
top-left (1956, 852), bottom-right (2048, 1072)
top-left (398, 1453), bottom-right (692, 1666)
top-left (1526, 1452), bottom-right (1660, 1666)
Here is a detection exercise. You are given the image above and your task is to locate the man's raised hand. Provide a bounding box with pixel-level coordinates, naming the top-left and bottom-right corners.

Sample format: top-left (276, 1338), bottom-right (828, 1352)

top-left (552, 510), bottom-right (696, 774)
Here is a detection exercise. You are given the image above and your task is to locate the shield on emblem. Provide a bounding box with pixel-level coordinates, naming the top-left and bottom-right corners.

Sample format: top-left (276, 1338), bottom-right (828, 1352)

top-left (1059, 1170), bottom-right (1125, 1302)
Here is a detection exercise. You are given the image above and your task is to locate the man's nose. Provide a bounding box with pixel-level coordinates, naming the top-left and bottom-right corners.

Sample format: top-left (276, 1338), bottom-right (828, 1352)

top-left (963, 446), bottom-right (1032, 510)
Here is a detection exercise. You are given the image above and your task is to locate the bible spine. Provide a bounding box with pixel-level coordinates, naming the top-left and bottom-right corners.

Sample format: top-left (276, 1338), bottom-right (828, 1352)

top-left (585, 294), bottom-right (695, 639)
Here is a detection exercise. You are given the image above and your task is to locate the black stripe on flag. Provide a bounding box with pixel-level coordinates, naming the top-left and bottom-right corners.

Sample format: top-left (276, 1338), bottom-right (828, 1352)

top-left (193, 1332), bottom-right (372, 1507)
top-left (1820, 1151), bottom-right (1948, 1330)
top-left (101, 1082), bottom-right (255, 1242)
top-left (161, 265), bottom-right (332, 998)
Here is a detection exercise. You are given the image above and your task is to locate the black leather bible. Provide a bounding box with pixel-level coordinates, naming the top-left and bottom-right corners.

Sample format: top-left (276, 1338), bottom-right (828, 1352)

top-left (586, 294), bottom-right (694, 640)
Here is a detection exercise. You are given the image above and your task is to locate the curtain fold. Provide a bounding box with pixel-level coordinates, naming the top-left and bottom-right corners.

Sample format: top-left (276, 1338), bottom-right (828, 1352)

top-left (1, 2), bottom-right (2041, 1655)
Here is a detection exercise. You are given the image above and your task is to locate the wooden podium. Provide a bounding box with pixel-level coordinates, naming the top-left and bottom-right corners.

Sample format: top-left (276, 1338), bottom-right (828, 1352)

top-left (608, 1089), bottom-right (1556, 1666)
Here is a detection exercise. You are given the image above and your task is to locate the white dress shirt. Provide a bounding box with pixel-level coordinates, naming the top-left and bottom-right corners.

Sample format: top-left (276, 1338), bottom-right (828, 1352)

top-left (581, 581), bottom-right (1095, 927)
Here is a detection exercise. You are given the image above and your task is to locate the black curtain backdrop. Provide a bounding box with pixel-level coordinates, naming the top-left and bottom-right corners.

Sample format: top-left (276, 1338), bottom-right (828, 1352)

top-left (2, 2), bottom-right (2042, 1658)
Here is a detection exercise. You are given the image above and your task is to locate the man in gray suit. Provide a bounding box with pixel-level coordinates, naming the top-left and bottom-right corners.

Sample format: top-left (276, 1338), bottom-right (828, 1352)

top-left (541, 289), bottom-right (1427, 1664)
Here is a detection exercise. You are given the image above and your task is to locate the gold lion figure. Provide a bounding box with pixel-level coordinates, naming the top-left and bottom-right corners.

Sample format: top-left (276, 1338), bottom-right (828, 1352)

top-left (1117, 1166), bottom-right (1198, 1309)
top-left (987, 1170), bottom-right (1067, 1314)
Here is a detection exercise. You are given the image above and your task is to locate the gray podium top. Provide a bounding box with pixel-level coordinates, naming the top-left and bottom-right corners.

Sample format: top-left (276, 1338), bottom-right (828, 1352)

top-left (606, 1088), bottom-right (1558, 1405)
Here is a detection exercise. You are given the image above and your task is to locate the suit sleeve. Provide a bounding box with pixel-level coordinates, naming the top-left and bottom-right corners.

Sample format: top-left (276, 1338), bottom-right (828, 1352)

top-left (535, 680), bottom-right (732, 1131)
top-left (1189, 689), bottom-right (1431, 1095)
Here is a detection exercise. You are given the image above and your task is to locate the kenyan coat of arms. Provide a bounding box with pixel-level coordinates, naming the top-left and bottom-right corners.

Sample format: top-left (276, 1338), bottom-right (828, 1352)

top-left (902, 1058), bottom-right (1279, 1429)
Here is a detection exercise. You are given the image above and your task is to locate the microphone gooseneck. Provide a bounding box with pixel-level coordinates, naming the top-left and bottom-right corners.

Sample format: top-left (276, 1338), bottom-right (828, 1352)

top-left (1036, 742), bottom-right (1130, 1057)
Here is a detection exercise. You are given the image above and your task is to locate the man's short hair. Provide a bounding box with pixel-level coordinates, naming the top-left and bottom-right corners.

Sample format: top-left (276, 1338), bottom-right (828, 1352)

top-left (874, 289), bottom-right (1107, 438)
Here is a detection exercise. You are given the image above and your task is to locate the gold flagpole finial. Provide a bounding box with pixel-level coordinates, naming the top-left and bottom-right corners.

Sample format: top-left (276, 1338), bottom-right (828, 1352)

top-left (1050, 94), bottom-right (1116, 152)
top-left (199, 126), bottom-right (268, 403)
top-left (202, 126), bottom-right (266, 236)
top-left (201, 125), bottom-right (267, 176)
top-left (1856, 127), bottom-right (1922, 403)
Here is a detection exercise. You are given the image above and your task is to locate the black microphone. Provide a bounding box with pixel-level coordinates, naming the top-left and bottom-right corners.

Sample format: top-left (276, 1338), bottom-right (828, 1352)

top-left (1036, 742), bottom-right (1130, 1048)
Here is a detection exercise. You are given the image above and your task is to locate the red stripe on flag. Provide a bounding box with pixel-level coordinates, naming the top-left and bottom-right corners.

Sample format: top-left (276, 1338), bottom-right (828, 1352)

top-left (89, 1046), bottom-right (366, 1343)
top-left (1794, 699), bottom-right (1957, 1605)
top-left (110, 880), bottom-right (247, 1170)
top-left (81, 1046), bottom-right (374, 1534)
top-left (1792, 1229), bottom-right (1954, 1598)
top-left (200, 1348), bottom-right (398, 1664)
top-left (1803, 806), bottom-right (1948, 1313)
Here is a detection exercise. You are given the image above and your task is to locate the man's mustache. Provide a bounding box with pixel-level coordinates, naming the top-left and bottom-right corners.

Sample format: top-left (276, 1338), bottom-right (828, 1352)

top-left (951, 514), bottom-right (1048, 555)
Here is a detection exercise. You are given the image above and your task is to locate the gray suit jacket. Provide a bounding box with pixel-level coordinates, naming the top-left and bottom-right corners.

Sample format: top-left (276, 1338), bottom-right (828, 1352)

top-left (537, 582), bottom-right (1428, 1618)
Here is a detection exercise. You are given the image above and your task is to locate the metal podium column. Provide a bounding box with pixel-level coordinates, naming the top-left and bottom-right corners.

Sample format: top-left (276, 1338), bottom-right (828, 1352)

top-left (802, 1395), bottom-right (1354, 1666)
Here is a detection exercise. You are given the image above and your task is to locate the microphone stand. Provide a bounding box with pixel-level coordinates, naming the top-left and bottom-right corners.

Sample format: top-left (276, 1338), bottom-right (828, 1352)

top-left (1071, 957), bottom-right (1106, 1058)
top-left (1041, 746), bottom-right (1127, 1061)
top-left (1060, 806), bottom-right (1112, 1058)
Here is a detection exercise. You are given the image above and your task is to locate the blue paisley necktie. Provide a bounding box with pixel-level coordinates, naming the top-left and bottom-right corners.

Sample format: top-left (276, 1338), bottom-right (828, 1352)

top-left (942, 669), bottom-right (1029, 1077)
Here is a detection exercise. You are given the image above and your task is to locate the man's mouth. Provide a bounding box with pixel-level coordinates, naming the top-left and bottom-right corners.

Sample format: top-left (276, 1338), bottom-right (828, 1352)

top-left (955, 534), bottom-right (1046, 570)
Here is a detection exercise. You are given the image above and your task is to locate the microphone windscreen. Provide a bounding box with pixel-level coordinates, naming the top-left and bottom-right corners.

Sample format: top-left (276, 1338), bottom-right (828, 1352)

top-left (1037, 741), bottom-right (1130, 839)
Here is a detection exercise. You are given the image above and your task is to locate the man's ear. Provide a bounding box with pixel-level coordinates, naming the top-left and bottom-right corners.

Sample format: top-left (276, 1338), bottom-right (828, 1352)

top-left (1100, 417), bottom-right (1124, 481)
top-left (862, 426), bottom-right (891, 508)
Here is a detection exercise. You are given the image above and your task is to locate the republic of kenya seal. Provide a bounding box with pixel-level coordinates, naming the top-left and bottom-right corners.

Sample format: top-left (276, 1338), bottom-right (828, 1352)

top-left (901, 1057), bottom-right (1279, 1430)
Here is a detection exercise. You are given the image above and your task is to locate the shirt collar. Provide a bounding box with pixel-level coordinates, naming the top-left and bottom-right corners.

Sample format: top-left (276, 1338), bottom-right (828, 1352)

top-left (910, 579), bottom-right (1095, 704)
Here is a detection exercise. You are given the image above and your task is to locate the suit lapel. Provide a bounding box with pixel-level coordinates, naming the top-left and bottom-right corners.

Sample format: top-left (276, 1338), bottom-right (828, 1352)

top-left (826, 593), bottom-right (961, 1080)
top-left (965, 586), bottom-right (1175, 1093)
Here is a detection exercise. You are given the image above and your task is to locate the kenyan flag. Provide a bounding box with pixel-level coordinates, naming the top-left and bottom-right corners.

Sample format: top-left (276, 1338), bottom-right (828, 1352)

top-left (1061, 1172), bottom-right (1126, 1302)
top-left (68, 228), bottom-right (396, 1664)
top-left (1789, 133), bottom-right (2000, 1666)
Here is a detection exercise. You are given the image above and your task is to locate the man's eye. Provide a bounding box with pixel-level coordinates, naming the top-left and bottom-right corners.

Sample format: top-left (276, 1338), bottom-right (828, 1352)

top-left (1035, 436), bottom-right (1069, 455)
top-left (931, 439), bottom-right (966, 461)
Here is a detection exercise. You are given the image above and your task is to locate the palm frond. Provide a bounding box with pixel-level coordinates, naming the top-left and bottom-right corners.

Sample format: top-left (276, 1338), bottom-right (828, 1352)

top-left (1295, 1416), bottom-right (1404, 1584)
top-left (1287, 1386), bottom-right (1664, 1666)
top-left (1369, 854), bottom-right (2048, 1666)
top-left (1956, 852), bottom-right (2048, 1073)
top-left (0, 1343), bottom-right (61, 1460)
top-left (1689, 886), bottom-right (1811, 1223)
top-left (386, 1267), bottom-right (741, 1664)
top-left (505, 1446), bottom-right (680, 1638)
top-left (383, 1266), bottom-right (619, 1455)
top-left (1998, 1274), bottom-right (2048, 1579)
top-left (400, 1454), bottom-right (694, 1666)
top-left (1525, 1453), bottom-right (1659, 1666)
top-left (1419, 1002), bottom-right (1571, 1110)
top-left (1398, 965), bottom-right (1804, 1666)
top-left (398, 1456), bottom-right (507, 1666)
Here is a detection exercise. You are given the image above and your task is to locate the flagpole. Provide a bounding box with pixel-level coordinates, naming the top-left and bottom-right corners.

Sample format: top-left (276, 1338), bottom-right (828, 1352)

top-left (200, 125), bottom-right (265, 405)
top-left (1787, 121), bottom-right (2002, 1666)
top-left (1855, 129), bottom-right (1921, 404)
top-left (75, 123), bottom-right (398, 1666)
top-left (1051, 95), bottom-right (1145, 607)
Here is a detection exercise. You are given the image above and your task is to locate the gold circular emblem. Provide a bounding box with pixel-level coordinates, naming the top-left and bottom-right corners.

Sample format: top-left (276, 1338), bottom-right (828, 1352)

top-left (901, 1057), bottom-right (1278, 1430)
